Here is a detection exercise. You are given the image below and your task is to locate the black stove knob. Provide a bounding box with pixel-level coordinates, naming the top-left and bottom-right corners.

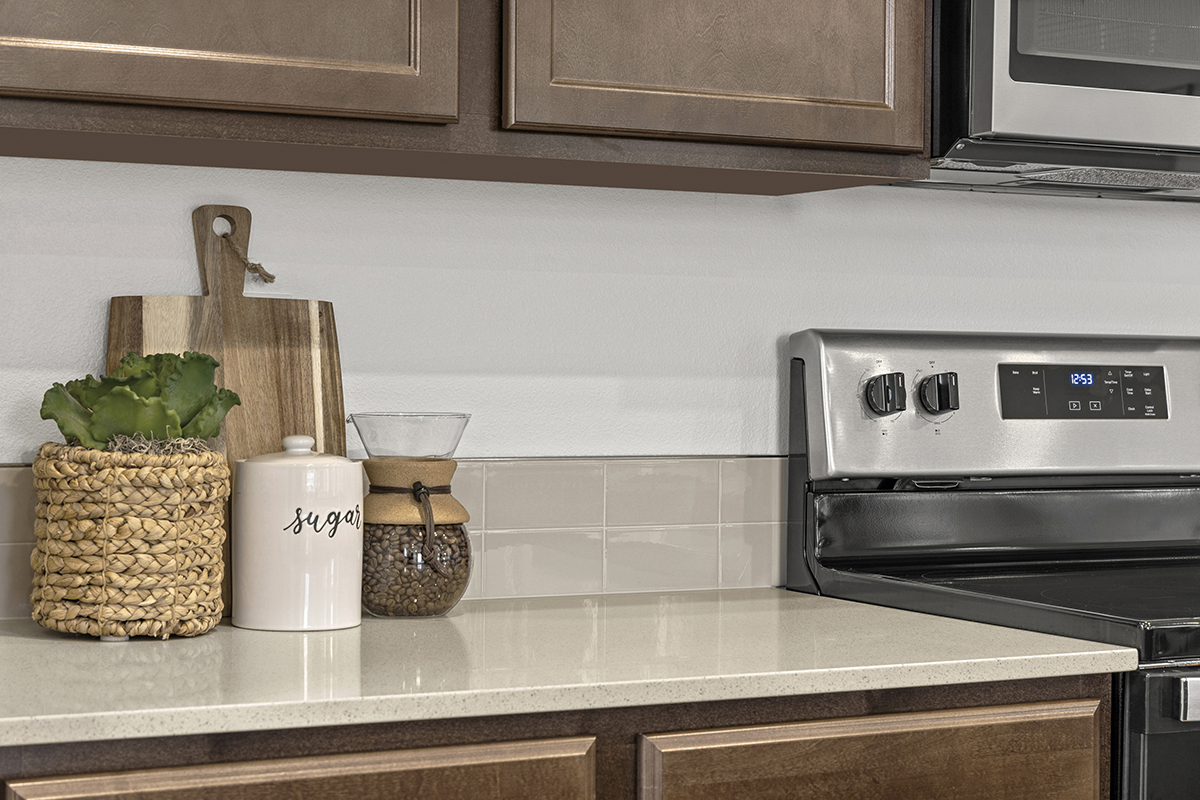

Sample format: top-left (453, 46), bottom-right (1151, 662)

top-left (865, 372), bottom-right (907, 415)
top-left (919, 372), bottom-right (960, 414)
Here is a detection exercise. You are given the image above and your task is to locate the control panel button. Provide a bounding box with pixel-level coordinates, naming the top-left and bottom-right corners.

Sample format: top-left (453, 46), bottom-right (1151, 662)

top-left (919, 372), bottom-right (960, 414)
top-left (865, 372), bottom-right (906, 415)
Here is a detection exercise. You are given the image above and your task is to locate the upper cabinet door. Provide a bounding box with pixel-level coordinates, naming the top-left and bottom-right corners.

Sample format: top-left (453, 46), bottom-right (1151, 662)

top-left (0, 0), bottom-right (458, 121)
top-left (504, 0), bottom-right (924, 152)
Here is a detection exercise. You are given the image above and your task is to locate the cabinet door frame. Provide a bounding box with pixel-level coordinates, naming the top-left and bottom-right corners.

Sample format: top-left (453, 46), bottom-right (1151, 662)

top-left (0, 0), bottom-right (459, 121)
top-left (504, 0), bottom-right (925, 152)
top-left (639, 699), bottom-right (1103, 800)
top-left (5, 736), bottom-right (597, 800)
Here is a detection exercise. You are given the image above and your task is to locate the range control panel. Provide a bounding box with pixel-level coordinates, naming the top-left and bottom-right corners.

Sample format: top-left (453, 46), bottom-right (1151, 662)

top-left (790, 329), bottom-right (1200, 479)
top-left (999, 364), bottom-right (1168, 419)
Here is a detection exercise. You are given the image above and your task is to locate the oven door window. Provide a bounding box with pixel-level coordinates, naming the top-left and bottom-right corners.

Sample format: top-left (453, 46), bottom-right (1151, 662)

top-left (1010, 0), bottom-right (1200, 96)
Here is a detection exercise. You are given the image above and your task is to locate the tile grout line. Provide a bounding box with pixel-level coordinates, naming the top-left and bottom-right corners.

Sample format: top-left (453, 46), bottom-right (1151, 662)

top-left (484, 523), bottom-right (727, 533)
top-left (601, 459), bottom-right (609, 594)
top-left (716, 459), bottom-right (724, 590)
top-left (478, 462), bottom-right (488, 599)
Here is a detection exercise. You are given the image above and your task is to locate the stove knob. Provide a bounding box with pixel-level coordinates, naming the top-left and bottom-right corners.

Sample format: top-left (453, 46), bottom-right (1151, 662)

top-left (865, 372), bottom-right (907, 415)
top-left (919, 372), bottom-right (960, 414)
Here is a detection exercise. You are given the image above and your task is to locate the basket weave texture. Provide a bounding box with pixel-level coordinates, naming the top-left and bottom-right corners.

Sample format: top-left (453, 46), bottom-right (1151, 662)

top-left (31, 442), bottom-right (230, 639)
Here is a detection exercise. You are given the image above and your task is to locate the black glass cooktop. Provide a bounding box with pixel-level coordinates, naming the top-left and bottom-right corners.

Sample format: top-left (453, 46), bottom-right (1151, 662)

top-left (897, 561), bottom-right (1200, 624)
top-left (845, 559), bottom-right (1200, 661)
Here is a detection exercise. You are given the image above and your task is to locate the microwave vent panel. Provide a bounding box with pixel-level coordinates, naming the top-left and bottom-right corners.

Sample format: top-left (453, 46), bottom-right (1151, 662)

top-left (1023, 0), bottom-right (1200, 68)
top-left (1023, 166), bottom-right (1200, 190)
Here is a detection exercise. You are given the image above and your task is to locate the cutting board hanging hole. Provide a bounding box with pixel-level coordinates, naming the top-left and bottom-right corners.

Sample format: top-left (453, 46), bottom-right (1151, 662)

top-left (212, 216), bottom-right (234, 237)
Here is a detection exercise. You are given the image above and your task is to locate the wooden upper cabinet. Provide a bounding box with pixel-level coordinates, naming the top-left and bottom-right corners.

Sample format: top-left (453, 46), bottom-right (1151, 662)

top-left (0, 0), bottom-right (458, 121)
top-left (504, 0), bottom-right (925, 152)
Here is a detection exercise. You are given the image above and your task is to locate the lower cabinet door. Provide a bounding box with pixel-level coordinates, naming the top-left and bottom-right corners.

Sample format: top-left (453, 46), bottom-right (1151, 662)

top-left (639, 700), bottom-right (1103, 800)
top-left (5, 736), bottom-right (596, 800)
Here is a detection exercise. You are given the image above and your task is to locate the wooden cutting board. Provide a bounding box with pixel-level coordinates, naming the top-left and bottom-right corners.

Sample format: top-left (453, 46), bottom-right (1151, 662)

top-left (106, 205), bottom-right (346, 614)
top-left (107, 204), bottom-right (346, 461)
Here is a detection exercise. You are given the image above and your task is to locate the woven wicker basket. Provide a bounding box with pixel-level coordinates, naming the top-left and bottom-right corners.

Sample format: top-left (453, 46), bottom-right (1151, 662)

top-left (30, 442), bottom-right (230, 639)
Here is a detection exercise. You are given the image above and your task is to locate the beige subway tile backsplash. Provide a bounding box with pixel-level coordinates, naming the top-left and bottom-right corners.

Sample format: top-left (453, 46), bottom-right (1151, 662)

top-left (453, 461), bottom-right (484, 528)
top-left (605, 526), bottom-right (720, 593)
top-left (0, 466), bottom-right (35, 545)
top-left (0, 466), bottom-right (36, 619)
top-left (483, 529), bottom-right (604, 598)
top-left (720, 523), bottom-right (785, 588)
top-left (0, 457), bottom-right (786, 618)
top-left (720, 458), bottom-right (786, 523)
top-left (0, 544), bottom-right (32, 620)
top-left (483, 461), bottom-right (604, 531)
top-left (605, 459), bottom-right (719, 527)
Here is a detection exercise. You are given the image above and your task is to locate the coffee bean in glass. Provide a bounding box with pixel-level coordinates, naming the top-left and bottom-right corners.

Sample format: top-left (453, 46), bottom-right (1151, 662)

top-left (362, 523), bottom-right (471, 617)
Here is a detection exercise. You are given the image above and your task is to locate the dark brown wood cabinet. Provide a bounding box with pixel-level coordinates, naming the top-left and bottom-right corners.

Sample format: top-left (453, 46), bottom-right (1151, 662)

top-left (505, 0), bottom-right (924, 153)
top-left (0, 675), bottom-right (1112, 800)
top-left (639, 699), bottom-right (1104, 800)
top-left (0, 0), bottom-right (459, 122)
top-left (0, 1), bottom-right (931, 195)
top-left (4, 737), bottom-right (597, 800)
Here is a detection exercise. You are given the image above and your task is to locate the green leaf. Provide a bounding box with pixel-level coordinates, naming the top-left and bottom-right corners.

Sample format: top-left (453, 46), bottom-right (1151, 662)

top-left (44, 351), bottom-right (234, 448)
top-left (62, 375), bottom-right (103, 408)
top-left (112, 352), bottom-right (153, 379)
top-left (151, 352), bottom-right (182, 390)
top-left (90, 386), bottom-right (182, 443)
top-left (40, 384), bottom-right (104, 449)
top-left (181, 388), bottom-right (241, 440)
top-left (162, 352), bottom-right (219, 429)
top-left (68, 374), bottom-right (149, 406)
top-left (112, 352), bottom-right (171, 399)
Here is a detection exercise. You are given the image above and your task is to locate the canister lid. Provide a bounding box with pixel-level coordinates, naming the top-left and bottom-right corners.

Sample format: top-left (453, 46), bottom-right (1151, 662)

top-left (241, 435), bottom-right (354, 465)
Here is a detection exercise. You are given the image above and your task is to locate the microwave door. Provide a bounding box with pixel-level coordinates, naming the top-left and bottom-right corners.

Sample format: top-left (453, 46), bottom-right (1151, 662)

top-left (971, 0), bottom-right (1200, 151)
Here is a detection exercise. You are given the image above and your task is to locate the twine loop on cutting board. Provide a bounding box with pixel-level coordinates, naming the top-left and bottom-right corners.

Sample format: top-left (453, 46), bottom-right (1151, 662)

top-left (220, 234), bottom-right (276, 283)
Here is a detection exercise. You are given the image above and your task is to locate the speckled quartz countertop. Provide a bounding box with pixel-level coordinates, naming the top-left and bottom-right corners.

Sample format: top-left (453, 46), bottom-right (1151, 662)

top-left (0, 588), bottom-right (1136, 747)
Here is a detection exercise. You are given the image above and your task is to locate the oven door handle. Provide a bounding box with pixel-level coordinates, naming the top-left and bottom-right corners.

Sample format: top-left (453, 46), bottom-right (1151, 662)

top-left (1179, 678), bottom-right (1200, 721)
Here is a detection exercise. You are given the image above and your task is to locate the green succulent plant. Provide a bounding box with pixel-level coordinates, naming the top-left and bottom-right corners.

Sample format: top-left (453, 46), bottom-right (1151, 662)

top-left (41, 352), bottom-right (241, 450)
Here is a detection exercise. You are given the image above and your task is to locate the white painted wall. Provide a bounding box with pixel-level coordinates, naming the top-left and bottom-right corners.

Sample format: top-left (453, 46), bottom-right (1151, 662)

top-left (3, 155), bottom-right (1199, 462)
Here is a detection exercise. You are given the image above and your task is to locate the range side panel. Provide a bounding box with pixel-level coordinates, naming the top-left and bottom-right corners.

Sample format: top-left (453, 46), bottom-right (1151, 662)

top-left (787, 358), bottom-right (819, 593)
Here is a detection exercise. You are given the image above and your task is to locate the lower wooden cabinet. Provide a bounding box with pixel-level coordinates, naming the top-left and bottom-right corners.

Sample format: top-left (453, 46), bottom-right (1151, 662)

top-left (0, 676), bottom-right (1112, 800)
top-left (639, 699), bottom-right (1103, 800)
top-left (4, 736), bottom-right (597, 800)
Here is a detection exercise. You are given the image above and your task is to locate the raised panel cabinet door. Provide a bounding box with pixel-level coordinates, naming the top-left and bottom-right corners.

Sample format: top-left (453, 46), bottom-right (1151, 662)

top-left (504, 0), bottom-right (924, 151)
top-left (0, 0), bottom-right (458, 121)
top-left (4, 736), bottom-right (596, 800)
top-left (639, 699), bottom-right (1103, 800)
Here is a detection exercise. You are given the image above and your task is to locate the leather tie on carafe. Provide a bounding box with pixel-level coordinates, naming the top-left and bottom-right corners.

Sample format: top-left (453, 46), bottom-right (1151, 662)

top-left (368, 481), bottom-right (453, 577)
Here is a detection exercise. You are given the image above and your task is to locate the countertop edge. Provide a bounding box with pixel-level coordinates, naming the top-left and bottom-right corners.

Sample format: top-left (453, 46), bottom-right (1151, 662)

top-left (0, 589), bottom-right (1140, 748)
top-left (0, 648), bottom-right (1136, 748)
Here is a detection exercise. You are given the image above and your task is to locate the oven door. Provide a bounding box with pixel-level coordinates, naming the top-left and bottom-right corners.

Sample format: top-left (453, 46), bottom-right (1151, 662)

top-left (1122, 667), bottom-right (1200, 800)
top-left (971, 0), bottom-right (1200, 149)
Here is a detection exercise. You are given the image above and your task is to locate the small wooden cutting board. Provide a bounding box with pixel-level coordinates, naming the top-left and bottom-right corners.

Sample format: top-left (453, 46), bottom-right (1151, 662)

top-left (106, 205), bottom-right (346, 462)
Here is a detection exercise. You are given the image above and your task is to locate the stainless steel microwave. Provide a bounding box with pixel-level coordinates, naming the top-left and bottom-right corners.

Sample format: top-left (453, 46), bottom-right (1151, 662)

top-left (920, 0), bottom-right (1200, 200)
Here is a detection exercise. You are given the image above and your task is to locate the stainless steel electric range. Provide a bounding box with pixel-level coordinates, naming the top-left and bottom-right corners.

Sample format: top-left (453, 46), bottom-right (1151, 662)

top-left (786, 329), bottom-right (1200, 800)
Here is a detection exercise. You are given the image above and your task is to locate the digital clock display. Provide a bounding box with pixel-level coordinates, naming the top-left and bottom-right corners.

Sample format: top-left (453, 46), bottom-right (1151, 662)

top-left (999, 363), bottom-right (1168, 419)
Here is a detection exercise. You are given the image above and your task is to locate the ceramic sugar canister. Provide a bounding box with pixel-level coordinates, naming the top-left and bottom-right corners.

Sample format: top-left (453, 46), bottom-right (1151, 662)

top-left (233, 435), bottom-right (367, 631)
